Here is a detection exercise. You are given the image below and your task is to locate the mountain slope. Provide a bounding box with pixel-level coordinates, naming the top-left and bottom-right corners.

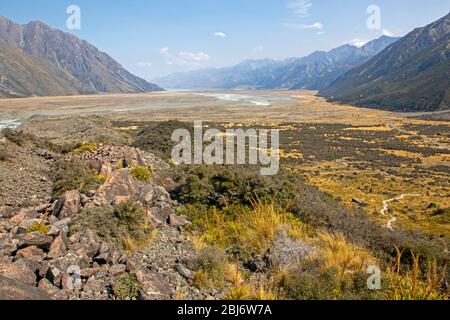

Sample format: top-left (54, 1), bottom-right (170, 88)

top-left (319, 13), bottom-right (450, 112)
top-left (0, 42), bottom-right (92, 98)
top-left (0, 16), bottom-right (163, 96)
top-left (153, 36), bottom-right (398, 90)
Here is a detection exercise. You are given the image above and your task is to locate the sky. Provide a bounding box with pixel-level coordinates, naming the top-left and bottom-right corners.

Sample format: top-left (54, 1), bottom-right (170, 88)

top-left (0, 0), bottom-right (449, 80)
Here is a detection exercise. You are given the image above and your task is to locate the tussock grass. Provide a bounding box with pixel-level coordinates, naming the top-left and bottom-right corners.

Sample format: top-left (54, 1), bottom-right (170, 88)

top-left (181, 201), bottom-right (307, 256)
top-left (386, 246), bottom-right (447, 300)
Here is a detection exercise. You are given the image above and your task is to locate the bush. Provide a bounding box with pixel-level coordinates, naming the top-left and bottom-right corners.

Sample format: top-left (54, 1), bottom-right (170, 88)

top-left (27, 222), bottom-right (50, 235)
top-left (71, 199), bottom-right (152, 250)
top-left (2, 128), bottom-right (63, 153)
top-left (168, 164), bottom-right (450, 284)
top-left (133, 120), bottom-right (193, 160)
top-left (112, 273), bottom-right (140, 300)
top-left (72, 142), bottom-right (98, 153)
top-left (192, 246), bottom-right (228, 289)
top-left (281, 270), bottom-right (337, 300)
top-left (131, 166), bottom-right (152, 183)
top-left (0, 148), bottom-right (10, 162)
top-left (52, 159), bottom-right (103, 198)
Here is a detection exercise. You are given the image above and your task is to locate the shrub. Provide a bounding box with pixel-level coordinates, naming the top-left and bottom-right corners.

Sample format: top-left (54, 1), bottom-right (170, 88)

top-left (27, 222), bottom-right (50, 235)
top-left (71, 199), bottom-right (153, 250)
top-left (192, 246), bottom-right (228, 289)
top-left (112, 273), bottom-right (140, 300)
top-left (131, 166), bottom-right (152, 183)
top-left (179, 202), bottom-right (305, 257)
top-left (0, 148), bottom-right (10, 162)
top-left (280, 270), bottom-right (337, 300)
top-left (3, 128), bottom-right (62, 152)
top-left (72, 142), bottom-right (98, 153)
top-left (133, 120), bottom-right (193, 160)
top-left (52, 159), bottom-right (103, 198)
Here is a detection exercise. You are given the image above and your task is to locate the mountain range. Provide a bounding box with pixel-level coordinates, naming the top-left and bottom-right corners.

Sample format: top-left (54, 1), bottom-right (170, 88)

top-left (319, 12), bottom-right (450, 112)
top-left (153, 36), bottom-right (399, 90)
top-left (0, 16), bottom-right (163, 98)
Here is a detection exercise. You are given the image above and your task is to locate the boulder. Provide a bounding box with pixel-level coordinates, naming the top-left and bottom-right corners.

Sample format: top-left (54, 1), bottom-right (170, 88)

top-left (245, 256), bottom-right (269, 273)
top-left (9, 208), bottom-right (39, 226)
top-left (136, 270), bottom-right (172, 300)
top-left (16, 232), bottom-right (53, 250)
top-left (169, 214), bottom-right (190, 228)
top-left (15, 246), bottom-right (45, 262)
top-left (0, 206), bottom-right (14, 219)
top-left (38, 278), bottom-right (60, 296)
top-left (70, 229), bottom-right (101, 258)
top-left (0, 262), bottom-right (36, 286)
top-left (352, 197), bottom-right (368, 207)
top-left (0, 275), bottom-right (51, 300)
top-left (176, 264), bottom-right (193, 279)
top-left (108, 264), bottom-right (127, 277)
top-left (53, 190), bottom-right (81, 219)
top-left (47, 234), bottom-right (69, 259)
top-left (100, 162), bottom-right (113, 177)
top-left (267, 232), bottom-right (315, 269)
top-left (95, 170), bottom-right (141, 205)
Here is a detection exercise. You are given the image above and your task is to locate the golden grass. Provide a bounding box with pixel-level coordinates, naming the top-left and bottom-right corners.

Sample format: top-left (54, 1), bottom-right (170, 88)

top-left (193, 201), bottom-right (307, 255)
top-left (386, 246), bottom-right (447, 300)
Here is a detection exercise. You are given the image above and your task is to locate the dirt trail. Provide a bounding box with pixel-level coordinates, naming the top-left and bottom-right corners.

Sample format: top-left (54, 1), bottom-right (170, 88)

top-left (381, 194), bottom-right (421, 231)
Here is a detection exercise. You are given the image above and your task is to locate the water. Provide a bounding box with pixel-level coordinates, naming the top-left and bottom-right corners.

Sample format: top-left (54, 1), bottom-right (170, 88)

top-left (0, 119), bottom-right (21, 131)
top-left (197, 93), bottom-right (294, 106)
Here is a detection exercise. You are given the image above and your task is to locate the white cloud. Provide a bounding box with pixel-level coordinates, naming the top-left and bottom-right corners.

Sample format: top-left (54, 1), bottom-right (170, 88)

top-left (283, 22), bottom-right (323, 30)
top-left (287, 0), bottom-right (313, 18)
top-left (213, 32), bottom-right (227, 38)
top-left (253, 45), bottom-right (264, 52)
top-left (348, 38), bottom-right (368, 47)
top-left (135, 61), bottom-right (152, 68)
top-left (160, 47), bottom-right (210, 66)
top-left (381, 29), bottom-right (395, 37)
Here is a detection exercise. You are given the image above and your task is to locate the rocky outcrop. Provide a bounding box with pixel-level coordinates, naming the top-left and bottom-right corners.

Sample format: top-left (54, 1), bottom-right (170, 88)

top-left (0, 275), bottom-right (51, 300)
top-left (0, 143), bottom-right (208, 300)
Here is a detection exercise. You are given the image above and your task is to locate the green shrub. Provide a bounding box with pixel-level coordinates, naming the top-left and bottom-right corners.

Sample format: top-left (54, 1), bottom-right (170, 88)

top-left (132, 120), bottom-right (193, 160)
top-left (71, 199), bottom-right (152, 249)
top-left (2, 128), bottom-right (63, 153)
top-left (0, 148), bottom-right (10, 162)
top-left (72, 142), bottom-right (98, 153)
top-left (112, 273), bottom-right (140, 300)
top-left (52, 159), bottom-right (103, 198)
top-left (281, 270), bottom-right (337, 300)
top-left (27, 222), bottom-right (50, 235)
top-left (191, 246), bottom-right (228, 289)
top-left (131, 166), bottom-right (152, 183)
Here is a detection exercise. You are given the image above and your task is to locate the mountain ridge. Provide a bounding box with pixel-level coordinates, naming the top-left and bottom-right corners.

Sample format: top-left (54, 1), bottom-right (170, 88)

top-left (0, 16), bottom-right (163, 97)
top-left (319, 13), bottom-right (450, 112)
top-left (153, 35), bottom-right (399, 90)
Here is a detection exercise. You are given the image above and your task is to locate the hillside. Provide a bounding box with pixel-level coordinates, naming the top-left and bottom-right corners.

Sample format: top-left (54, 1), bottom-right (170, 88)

top-left (319, 13), bottom-right (450, 112)
top-left (0, 42), bottom-right (93, 98)
top-left (0, 16), bottom-right (163, 97)
top-left (153, 36), bottom-right (398, 90)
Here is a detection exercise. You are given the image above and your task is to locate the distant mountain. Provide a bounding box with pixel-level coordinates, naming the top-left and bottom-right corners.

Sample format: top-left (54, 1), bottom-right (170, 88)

top-left (0, 16), bottom-right (163, 98)
top-left (319, 13), bottom-right (450, 112)
top-left (0, 42), bottom-right (90, 98)
top-left (153, 36), bottom-right (399, 90)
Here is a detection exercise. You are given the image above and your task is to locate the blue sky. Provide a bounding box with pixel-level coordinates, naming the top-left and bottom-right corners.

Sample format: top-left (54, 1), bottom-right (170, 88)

top-left (0, 0), bottom-right (448, 79)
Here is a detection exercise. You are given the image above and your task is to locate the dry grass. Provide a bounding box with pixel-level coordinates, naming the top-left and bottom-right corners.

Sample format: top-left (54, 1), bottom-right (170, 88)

top-left (190, 201), bottom-right (307, 255)
top-left (386, 246), bottom-right (447, 300)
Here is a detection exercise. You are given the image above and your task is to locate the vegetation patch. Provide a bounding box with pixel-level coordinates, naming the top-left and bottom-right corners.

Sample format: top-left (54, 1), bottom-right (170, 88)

top-left (51, 159), bottom-right (104, 198)
top-left (131, 166), bottom-right (153, 182)
top-left (71, 199), bottom-right (153, 250)
top-left (112, 273), bottom-right (140, 300)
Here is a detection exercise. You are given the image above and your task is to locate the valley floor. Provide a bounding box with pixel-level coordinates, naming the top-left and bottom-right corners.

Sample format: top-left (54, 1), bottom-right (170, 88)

top-left (0, 90), bottom-right (449, 300)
